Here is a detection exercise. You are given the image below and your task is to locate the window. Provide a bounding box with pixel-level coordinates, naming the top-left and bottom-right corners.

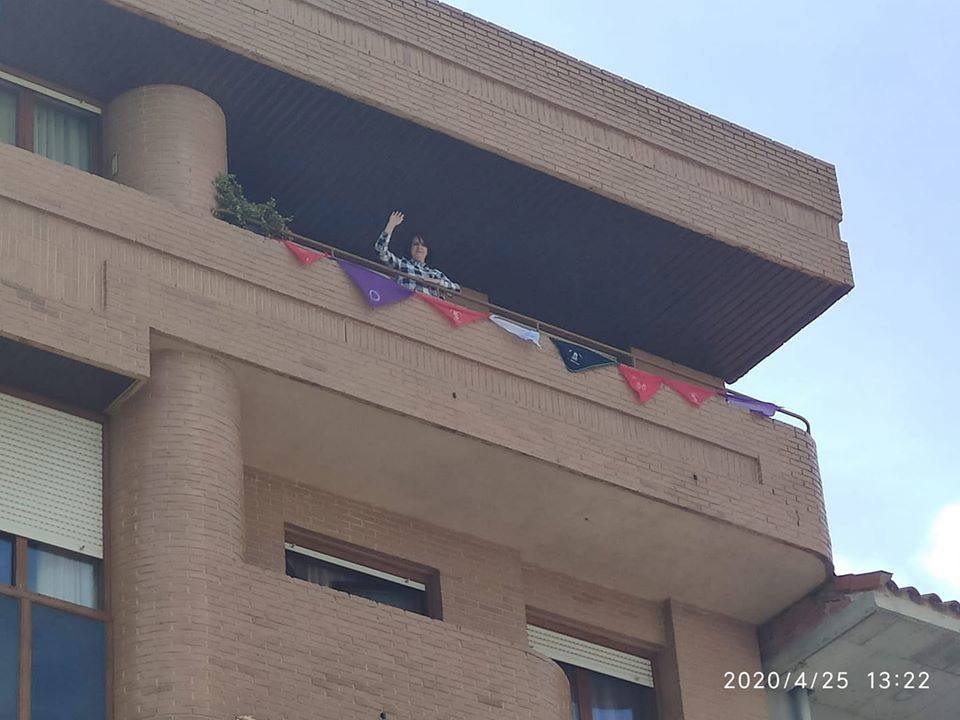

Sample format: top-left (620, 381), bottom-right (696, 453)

top-left (0, 391), bottom-right (106, 720)
top-left (0, 535), bottom-right (12, 586)
top-left (528, 625), bottom-right (658, 720)
top-left (28, 541), bottom-right (101, 610)
top-left (33, 98), bottom-right (94, 170)
top-left (0, 69), bottom-right (99, 172)
top-left (0, 594), bottom-right (18, 720)
top-left (284, 526), bottom-right (441, 618)
top-left (31, 605), bottom-right (106, 720)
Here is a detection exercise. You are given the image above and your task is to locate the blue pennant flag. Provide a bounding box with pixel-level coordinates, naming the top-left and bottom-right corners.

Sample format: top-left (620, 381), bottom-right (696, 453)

top-left (551, 338), bottom-right (615, 373)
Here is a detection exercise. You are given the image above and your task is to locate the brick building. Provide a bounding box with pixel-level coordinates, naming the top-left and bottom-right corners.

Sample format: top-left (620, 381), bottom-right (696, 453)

top-left (0, 1), bottom-right (854, 720)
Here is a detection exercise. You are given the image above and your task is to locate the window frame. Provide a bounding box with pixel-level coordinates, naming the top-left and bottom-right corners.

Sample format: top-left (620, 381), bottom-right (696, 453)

top-left (284, 524), bottom-right (443, 620)
top-left (0, 65), bottom-right (102, 175)
top-left (0, 385), bottom-right (110, 720)
top-left (527, 609), bottom-right (663, 720)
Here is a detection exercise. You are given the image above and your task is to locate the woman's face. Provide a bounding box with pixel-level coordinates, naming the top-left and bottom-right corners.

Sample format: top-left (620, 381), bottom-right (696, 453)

top-left (411, 240), bottom-right (428, 263)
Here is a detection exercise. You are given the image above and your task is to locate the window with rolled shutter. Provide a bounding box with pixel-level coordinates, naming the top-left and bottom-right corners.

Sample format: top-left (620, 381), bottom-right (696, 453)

top-left (527, 624), bottom-right (655, 687)
top-left (0, 392), bottom-right (103, 558)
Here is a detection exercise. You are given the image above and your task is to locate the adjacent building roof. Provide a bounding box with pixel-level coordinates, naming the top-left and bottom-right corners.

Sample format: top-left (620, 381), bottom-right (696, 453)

top-left (762, 572), bottom-right (960, 720)
top-left (833, 571), bottom-right (960, 617)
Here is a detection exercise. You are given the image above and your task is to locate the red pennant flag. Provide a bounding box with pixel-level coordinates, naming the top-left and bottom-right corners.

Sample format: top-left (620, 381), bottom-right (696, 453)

top-left (418, 294), bottom-right (488, 327)
top-left (664, 378), bottom-right (717, 407)
top-left (618, 365), bottom-right (663, 404)
top-left (280, 239), bottom-right (328, 266)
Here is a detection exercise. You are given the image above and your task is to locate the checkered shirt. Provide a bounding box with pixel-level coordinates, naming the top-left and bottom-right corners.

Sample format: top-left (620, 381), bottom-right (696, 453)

top-left (375, 231), bottom-right (461, 298)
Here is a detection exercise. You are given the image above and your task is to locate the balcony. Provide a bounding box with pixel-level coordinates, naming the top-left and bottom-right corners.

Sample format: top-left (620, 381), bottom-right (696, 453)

top-left (0, 0), bottom-right (852, 384)
top-left (0, 141), bottom-right (829, 622)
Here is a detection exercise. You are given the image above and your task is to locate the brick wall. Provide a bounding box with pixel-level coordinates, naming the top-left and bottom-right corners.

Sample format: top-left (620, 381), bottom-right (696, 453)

top-left (662, 602), bottom-right (769, 720)
top-left (0, 144), bottom-right (831, 561)
top-left (108, 365), bottom-right (775, 719)
top-left (245, 467), bottom-right (530, 645)
top-left (242, 463), bottom-right (778, 720)
top-left (522, 565), bottom-right (665, 649)
top-left (106, 0), bottom-right (850, 285)
top-left (108, 350), bottom-right (571, 720)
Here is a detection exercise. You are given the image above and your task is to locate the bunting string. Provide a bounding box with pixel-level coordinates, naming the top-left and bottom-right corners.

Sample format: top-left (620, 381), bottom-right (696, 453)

top-left (280, 239), bottom-right (328, 265)
top-left (337, 259), bottom-right (412, 307)
top-left (489, 315), bottom-right (542, 348)
top-left (276, 239), bottom-right (791, 420)
top-left (417, 294), bottom-right (487, 327)
top-left (551, 338), bottom-right (615, 373)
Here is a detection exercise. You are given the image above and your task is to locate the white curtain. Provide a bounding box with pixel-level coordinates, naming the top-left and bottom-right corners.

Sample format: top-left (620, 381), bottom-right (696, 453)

top-left (33, 100), bottom-right (92, 171)
top-left (0, 89), bottom-right (16, 146)
top-left (31, 547), bottom-right (98, 608)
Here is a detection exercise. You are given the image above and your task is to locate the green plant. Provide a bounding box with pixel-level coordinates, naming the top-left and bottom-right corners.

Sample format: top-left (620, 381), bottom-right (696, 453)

top-left (213, 173), bottom-right (293, 239)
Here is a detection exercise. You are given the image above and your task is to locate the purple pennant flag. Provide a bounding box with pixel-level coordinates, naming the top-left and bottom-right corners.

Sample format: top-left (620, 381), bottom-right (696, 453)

top-left (723, 392), bottom-right (779, 418)
top-left (337, 259), bottom-right (413, 308)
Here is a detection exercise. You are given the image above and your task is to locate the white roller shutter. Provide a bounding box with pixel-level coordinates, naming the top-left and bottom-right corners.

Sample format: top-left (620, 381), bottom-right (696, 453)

top-left (0, 392), bottom-right (102, 558)
top-left (527, 624), bottom-right (655, 687)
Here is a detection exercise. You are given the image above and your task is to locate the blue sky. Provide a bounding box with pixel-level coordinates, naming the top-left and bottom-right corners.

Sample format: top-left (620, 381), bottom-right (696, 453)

top-left (447, 0), bottom-right (960, 598)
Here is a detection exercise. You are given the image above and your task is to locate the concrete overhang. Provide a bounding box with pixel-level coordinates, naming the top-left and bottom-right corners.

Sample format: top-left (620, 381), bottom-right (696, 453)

top-left (0, 0), bottom-right (853, 382)
top-left (169, 345), bottom-right (830, 625)
top-left (763, 580), bottom-right (960, 719)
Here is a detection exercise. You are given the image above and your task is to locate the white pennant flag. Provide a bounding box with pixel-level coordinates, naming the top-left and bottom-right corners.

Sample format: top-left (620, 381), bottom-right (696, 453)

top-left (489, 314), bottom-right (542, 348)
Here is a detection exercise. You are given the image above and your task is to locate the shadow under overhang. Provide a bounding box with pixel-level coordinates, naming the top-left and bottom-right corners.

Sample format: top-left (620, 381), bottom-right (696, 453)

top-left (0, 334), bottom-right (135, 413)
top-left (224, 352), bottom-right (827, 624)
top-left (0, 0), bottom-right (851, 382)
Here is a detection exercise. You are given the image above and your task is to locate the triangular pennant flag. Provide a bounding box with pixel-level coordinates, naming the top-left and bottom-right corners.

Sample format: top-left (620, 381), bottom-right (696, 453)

top-left (618, 365), bottom-right (663, 403)
top-left (489, 315), bottom-right (542, 348)
top-left (551, 338), bottom-right (616, 373)
top-left (723, 392), bottom-right (779, 418)
top-left (664, 378), bottom-right (717, 407)
top-left (337, 259), bottom-right (413, 307)
top-left (417, 294), bottom-right (488, 327)
top-left (280, 239), bottom-right (328, 266)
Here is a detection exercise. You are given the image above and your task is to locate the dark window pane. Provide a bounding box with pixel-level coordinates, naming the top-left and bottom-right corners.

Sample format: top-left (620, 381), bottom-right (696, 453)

top-left (0, 594), bottom-right (18, 720)
top-left (0, 535), bottom-right (12, 585)
top-left (588, 669), bottom-right (658, 720)
top-left (28, 542), bottom-right (100, 609)
top-left (557, 662), bottom-right (581, 720)
top-left (31, 604), bottom-right (105, 720)
top-left (286, 549), bottom-right (427, 616)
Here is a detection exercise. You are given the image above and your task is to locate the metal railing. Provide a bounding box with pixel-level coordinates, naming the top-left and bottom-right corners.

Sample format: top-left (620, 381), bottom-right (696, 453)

top-left (284, 230), bottom-right (812, 433)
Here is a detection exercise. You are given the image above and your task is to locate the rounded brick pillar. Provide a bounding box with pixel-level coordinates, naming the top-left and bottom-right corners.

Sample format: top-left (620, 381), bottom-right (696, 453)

top-left (109, 350), bottom-right (242, 719)
top-left (103, 85), bottom-right (227, 216)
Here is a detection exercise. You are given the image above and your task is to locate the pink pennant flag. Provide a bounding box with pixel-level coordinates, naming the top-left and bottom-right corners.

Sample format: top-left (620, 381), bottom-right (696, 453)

top-left (664, 378), bottom-right (717, 407)
top-left (280, 239), bottom-right (328, 266)
top-left (417, 294), bottom-right (488, 327)
top-left (618, 365), bottom-right (663, 404)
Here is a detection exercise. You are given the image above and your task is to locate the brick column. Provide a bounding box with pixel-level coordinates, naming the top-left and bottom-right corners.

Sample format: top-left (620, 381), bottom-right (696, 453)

top-left (102, 85), bottom-right (227, 216)
top-left (659, 601), bottom-right (769, 720)
top-left (109, 349), bottom-right (242, 720)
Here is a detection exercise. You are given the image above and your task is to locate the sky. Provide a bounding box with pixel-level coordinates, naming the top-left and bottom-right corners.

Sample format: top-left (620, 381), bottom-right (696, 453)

top-left (447, 0), bottom-right (960, 598)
